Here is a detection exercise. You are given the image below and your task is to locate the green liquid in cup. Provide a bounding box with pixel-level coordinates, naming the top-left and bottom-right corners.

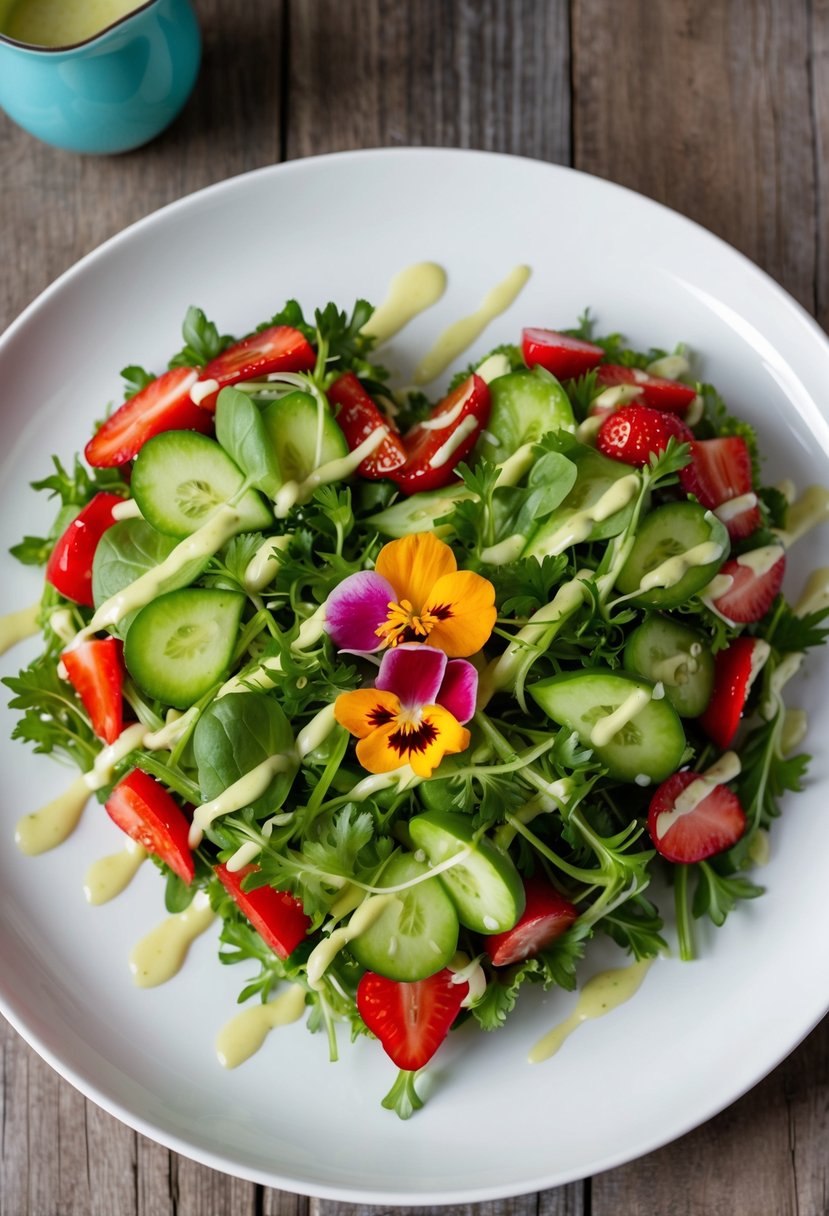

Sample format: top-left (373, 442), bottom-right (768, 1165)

top-left (2, 0), bottom-right (144, 46)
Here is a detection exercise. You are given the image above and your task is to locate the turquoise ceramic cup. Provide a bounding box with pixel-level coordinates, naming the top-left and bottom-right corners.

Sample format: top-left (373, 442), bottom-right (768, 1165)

top-left (0, 0), bottom-right (201, 154)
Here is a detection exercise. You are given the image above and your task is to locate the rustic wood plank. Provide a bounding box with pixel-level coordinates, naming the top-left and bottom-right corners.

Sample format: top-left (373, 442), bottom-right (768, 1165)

top-left (572, 0), bottom-right (817, 313)
top-left (285, 0), bottom-right (570, 163)
top-left (308, 1194), bottom-right (584, 1216)
top-left (0, 0), bottom-right (284, 332)
top-left (813, 0), bottom-right (829, 332)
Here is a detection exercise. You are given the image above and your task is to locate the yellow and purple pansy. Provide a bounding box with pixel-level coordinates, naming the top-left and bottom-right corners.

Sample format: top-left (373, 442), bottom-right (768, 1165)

top-left (333, 643), bottom-right (478, 777)
top-left (324, 532), bottom-right (496, 658)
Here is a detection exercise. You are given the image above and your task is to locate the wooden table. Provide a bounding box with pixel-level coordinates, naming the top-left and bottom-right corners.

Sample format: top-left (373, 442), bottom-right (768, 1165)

top-left (2, 2), bottom-right (828, 1212)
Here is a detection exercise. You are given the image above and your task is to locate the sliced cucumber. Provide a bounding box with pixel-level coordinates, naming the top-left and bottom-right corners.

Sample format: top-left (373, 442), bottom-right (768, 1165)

top-left (131, 431), bottom-right (273, 539)
top-left (348, 853), bottom-right (459, 982)
top-left (263, 390), bottom-right (347, 483)
top-left (474, 369), bottom-right (575, 462)
top-left (623, 616), bottom-right (714, 718)
top-left (367, 486), bottom-right (473, 538)
top-left (409, 810), bottom-right (525, 934)
top-left (615, 501), bottom-right (729, 609)
top-left (124, 587), bottom-right (245, 708)
top-left (523, 443), bottom-right (636, 558)
top-left (530, 668), bottom-right (686, 784)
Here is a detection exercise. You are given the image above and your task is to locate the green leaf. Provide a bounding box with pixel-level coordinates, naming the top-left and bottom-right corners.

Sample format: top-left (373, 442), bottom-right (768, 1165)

top-left (3, 653), bottom-right (98, 770)
top-left (381, 1070), bottom-right (424, 1120)
top-left (215, 386), bottom-right (282, 498)
top-left (691, 861), bottom-right (763, 927)
top-left (600, 894), bottom-right (667, 958)
top-left (91, 520), bottom-right (203, 638)
top-left (168, 305), bottom-right (232, 368)
top-left (193, 691), bottom-right (296, 817)
top-left (767, 602), bottom-right (829, 653)
top-left (471, 922), bottom-right (592, 1031)
top-left (120, 365), bottom-right (155, 399)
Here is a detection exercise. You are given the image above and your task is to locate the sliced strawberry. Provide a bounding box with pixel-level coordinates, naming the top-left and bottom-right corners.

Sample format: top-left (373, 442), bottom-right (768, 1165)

top-left (106, 769), bottom-right (195, 884)
top-left (678, 437), bottom-right (761, 540)
top-left (522, 328), bottom-right (605, 380)
top-left (62, 637), bottom-right (124, 744)
top-left (85, 367), bottom-right (212, 467)
top-left (596, 404), bottom-right (692, 467)
top-left (698, 636), bottom-right (770, 749)
top-left (356, 968), bottom-right (468, 1071)
top-left (483, 877), bottom-right (577, 967)
top-left (195, 325), bottom-right (316, 411)
top-left (215, 863), bottom-right (310, 960)
top-left (394, 374), bottom-right (491, 494)
top-left (45, 491), bottom-right (124, 606)
top-left (595, 365), bottom-right (696, 414)
top-left (648, 769), bottom-right (746, 863)
top-left (327, 371), bottom-right (407, 478)
top-left (709, 546), bottom-right (786, 623)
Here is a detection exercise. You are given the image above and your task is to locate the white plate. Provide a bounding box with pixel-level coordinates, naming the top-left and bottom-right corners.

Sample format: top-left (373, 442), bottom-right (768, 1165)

top-left (2, 149), bottom-right (829, 1205)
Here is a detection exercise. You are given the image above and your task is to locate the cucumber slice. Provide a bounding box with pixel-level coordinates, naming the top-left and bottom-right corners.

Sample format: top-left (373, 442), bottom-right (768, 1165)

top-left (623, 616), bottom-right (714, 718)
top-left (524, 443), bottom-right (636, 558)
top-left (348, 853), bottom-right (459, 982)
top-left (131, 431), bottom-right (273, 539)
top-left (615, 501), bottom-right (729, 609)
top-left (530, 668), bottom-right (686, 784)
top-left (263, 390), bottom-right (347, 483)
top-left (409, 811), bottom-right (525, 934)
top-left (124, 587), bottom-right (245, 708)
top-left (367, 486), bottom-right (473, 538)
top-left (474, 369), bottom-right (575, 461)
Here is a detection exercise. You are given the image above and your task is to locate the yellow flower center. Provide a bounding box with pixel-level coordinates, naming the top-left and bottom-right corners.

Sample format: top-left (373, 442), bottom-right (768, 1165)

top-left (375, 598), bottom-right (440, 647)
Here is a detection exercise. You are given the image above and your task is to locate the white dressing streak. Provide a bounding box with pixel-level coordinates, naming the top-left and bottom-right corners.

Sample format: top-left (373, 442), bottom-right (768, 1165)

top-left (16, 775), bottom-right (90, 855)
top-left (111, 498), bottom-right (143, 521)
top-left (84, 840), bottom-right (147, 905)
top-left (775, 485), bottom-right (829, 548)
top-left (189, 754), bottom-right (295, 847)
top-left (360, 263), bottom-right (447, 346)
top-left (129, 891), bottom-right (215, 988)
top-left (306, 895), bottom-right (398, 988)
top-left (655, 751), bottom-right (741, 838)
top-left (589, 688), bottom-right (652, 748)
top-left (529, 960), bottom-right (651, 1063)
top-left (244, 534), bottom-right (291, 594)
top-left (532, 475), bottom-right (639, 558)
top-left (0, 602), bottom-right (40, 656)
top-left (215, 985), bottom-right (307, 1068)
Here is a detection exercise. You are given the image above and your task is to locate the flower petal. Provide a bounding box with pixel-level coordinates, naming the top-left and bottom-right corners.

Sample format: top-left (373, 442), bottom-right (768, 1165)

top-left (325, 571), bottom-right (396, 652)
top-left (334, 689), bottom-right (400, 739)
top-left (437, 659), bottom-right (478, 724)
top-left (376, 643), bottom-right (447, 709)
top-left (422, 570), bottom-right (497, 657)
top-left (375, 532), bottom-right (457, 612)
top-left (356, 704), bottom-right (470, 778)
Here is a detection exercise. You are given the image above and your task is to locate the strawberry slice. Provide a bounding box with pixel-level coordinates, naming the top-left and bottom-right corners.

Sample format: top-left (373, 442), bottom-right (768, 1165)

top-left (356, 968), bottom-right (468, 1071)
top-left (708, 545), bottom-right (786, 623)
top-left (483, 877), bottom-right (577, 967)
top-left (394, 374), bottom-right (491, 494)
top-left (327, 371), bottom-right (407, 478)
top-left (595, 365), bottom-right (696, 414)
top-left (648, 769), bottom-right (746, 863)
top-left (678, 437), bottom-right (761, 540)
top-left (215, 863), bottom-right (310, 960)
top-left (522, 328), bottom-right (605, 380)
top-left (106, 769), bottom-right (195, 884)
top-left (596, 404), bottom-right (692, 467)
top-left (195, 325), bottom-right (316, 411)
top-left (698, 636), bottom-right (770, 749)
top-left (45, 491), bottom-right (124, 606)
top-left (85, 367), bottom-right (212, 467)
top-left (62, 637), bottom-right (125, 744)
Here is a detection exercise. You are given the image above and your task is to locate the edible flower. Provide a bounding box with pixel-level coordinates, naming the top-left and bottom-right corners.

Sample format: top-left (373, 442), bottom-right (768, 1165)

top-left (334, 643), bottom-right (477, 777)
top-left (325, 532), bottom-right (496, 658)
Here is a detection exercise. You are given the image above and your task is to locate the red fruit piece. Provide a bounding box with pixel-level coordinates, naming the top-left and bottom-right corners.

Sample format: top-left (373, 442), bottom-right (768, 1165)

top-left (356, 968), bottom-right (468, 1071)
top-left (85, 367), bottom-right (213, 467)
top-left (394, 374), bottom-right (491, 494)
top-left (62, 637), bottom-right (124, 744)
top-left (698, 636), bottom-right (770, 749)
top-left (327, 371), bottom-right (407, 478)
top-left (522, 328), bottom-right (605, 380)
top-left (595, 365), bottom-right (697, 414)
top-left (215, 863), bottom-right (310, 960)
top-left (106, 769), bottom-right (195, 884)
top-left (483, 876), bottom-right (577, 967)
top-left (648, 768), bottom-right (746, 863)
top-left (678, 437), bottom-right (761, 540)
top-left (45, 491), bottom-right (124, 607)
top-left (596, 404), bottom-right (692, 467)
top-left (196, 326), bottom-right (316, 412)
top-left (709, 545), bottom-right (786, 623)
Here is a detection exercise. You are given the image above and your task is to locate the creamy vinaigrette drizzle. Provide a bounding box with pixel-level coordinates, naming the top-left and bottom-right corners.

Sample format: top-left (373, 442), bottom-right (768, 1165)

top-left (0, 602), bottom-right (40, 657)
top-left (413, 264), bottom-right (531, 385)
top-left (129, 891), bottom-right (216, 988)
top-left (360, 262), bottom-right (447, 345)
top-left (84, 839), bottom-right (147, 905)
top-left (216, 985), bottom-right (307, 1068)
top-left (528, 960), bottom-right (651, 1064)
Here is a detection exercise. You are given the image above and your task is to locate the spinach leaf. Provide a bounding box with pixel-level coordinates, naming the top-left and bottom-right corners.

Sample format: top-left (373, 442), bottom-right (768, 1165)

top-left (193, 691), bottom-right (296, 816)
top-left (91, 520), bottom-right (206, 637)
top-left (215, 386), bottom-right (282, 499)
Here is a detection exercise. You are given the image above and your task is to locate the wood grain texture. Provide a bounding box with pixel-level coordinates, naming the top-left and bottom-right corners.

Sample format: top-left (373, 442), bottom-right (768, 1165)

top-left (2, 0), bottom-right (829, 1213)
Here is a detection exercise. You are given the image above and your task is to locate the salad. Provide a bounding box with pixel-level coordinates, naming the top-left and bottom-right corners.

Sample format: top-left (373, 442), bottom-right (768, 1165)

top-left (5, 295), bottom-right (828, 1119)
